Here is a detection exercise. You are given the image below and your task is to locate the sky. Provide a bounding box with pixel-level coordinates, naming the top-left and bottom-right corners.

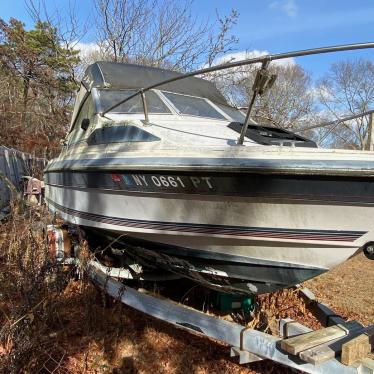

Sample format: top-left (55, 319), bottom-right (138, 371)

top-left (2, 0), bottom-right (374, 79)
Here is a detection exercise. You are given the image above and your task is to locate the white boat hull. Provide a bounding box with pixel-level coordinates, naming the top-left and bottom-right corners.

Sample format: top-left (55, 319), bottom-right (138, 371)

top-left (45, 182), bottom-right (369, 293)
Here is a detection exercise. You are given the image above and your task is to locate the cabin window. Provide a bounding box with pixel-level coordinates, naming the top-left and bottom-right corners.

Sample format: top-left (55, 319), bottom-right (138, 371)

top-left (68, 95), bottom-right (94, 146)
top-left (98, 90), bottom-right (171, 114)
top-left (162, 92), bottom-right (226, 120)
top-left (215, 104), bottom-right (246, 122)
top-left (69, 84), bottom-right (88, 129)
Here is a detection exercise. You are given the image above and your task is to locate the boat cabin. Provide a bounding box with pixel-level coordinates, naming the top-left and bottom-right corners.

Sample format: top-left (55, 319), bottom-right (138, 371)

top-left (65, 62), bottom-right (316, 150)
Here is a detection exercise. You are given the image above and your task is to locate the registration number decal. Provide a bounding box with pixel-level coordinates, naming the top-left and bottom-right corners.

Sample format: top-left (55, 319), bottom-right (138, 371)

top-left (112, 173), bottom-right (214, 192)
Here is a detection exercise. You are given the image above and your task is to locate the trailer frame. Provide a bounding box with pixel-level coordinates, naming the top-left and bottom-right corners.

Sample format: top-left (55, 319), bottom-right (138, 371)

top-left (85, 260), bottom-right (374, 374)
top-left (48, 223), bottom-right (374, 374)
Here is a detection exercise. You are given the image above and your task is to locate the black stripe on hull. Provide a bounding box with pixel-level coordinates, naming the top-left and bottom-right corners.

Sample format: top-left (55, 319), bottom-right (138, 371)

top-left (85, 228), bottom-right (326, 295)
top-left (46, 198), bottom-right (365, 242)
top-left (45, 170), bottom-right (374, 205)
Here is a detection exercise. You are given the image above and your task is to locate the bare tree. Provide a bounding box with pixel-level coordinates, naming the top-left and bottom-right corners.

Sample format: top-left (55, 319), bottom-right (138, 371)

top-left (217, 62), bottom-right (315, 131)
top-left (94, 0), bottom-right (148, 63)
top-left (25, 0), bottom-right (88, 48)
top-left (25, 0), bottom-right (89, 83)
top-left (93, 0), bottom-right (238, 71)
top-left (317, 59), bottom-right (374, 150)
top-left (256, 64), bottom-right (314, 130)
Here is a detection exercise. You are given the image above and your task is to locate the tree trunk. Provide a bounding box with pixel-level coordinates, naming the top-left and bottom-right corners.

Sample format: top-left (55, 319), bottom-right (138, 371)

top-left (21, 73), bottom-right (30, 122)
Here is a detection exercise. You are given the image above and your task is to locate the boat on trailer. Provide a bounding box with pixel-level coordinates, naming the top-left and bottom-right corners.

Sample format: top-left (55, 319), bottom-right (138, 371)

top-left (45, 43), bottom-right (374, 295)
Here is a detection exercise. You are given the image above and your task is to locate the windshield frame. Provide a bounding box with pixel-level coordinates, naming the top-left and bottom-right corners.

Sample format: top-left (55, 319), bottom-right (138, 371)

top-left (75, 87), bottom-right (249, 126)
top-left (68, 87), bottom-right (101, 134)
top-left (159, 90), bottom-right (229, 121)
top-left (97, 88), bottom-right (173, 115)
top-left (212, 102), bottom-right (246, 123)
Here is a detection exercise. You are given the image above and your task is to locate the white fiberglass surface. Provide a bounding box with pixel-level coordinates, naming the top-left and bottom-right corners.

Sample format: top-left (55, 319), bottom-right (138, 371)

top-left (102, 113), bottom-right (258, 146)
top-left (148, 119), bottom-right (255, 146)
top-left (46, 185), bottom-right (361, 269)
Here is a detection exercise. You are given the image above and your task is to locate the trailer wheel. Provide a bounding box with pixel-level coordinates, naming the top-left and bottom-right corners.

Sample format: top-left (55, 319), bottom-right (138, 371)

top-left (363, 242), bottom-right (374, 260)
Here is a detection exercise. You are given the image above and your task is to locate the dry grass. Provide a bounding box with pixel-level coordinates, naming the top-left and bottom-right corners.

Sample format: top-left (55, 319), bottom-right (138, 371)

top-left (0, 205), bottom-right (75, 373)
top-left (0, 206), bottom-right (294, 373)
top-left (0, 204), bottom-right (372, 373)
top-left (304, 252), bottom-right (374, 361)
top-left (304, 251), bottom-right (374, 325)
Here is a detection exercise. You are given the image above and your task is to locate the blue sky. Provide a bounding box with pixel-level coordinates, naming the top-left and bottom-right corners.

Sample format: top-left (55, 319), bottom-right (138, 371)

top-left (2, 0), bottom-right (374, 78)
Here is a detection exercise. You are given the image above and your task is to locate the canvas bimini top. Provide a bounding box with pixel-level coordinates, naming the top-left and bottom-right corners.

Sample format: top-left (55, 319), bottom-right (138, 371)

top-left (82, 61), bottom-right (228, 106)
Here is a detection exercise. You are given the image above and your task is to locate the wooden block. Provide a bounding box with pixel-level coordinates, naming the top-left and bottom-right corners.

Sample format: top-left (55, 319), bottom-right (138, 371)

top-left (299, 328), bottom-right (365, 365)
top-left (341, 336), bottom-right (371, 366)
top-left (281, 323), bottom-right (352, 355)
top-left (341, 326), bottom-right (374, 366)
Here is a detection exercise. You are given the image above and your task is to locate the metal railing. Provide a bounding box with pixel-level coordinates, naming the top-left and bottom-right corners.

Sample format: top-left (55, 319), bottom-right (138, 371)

top-left (295, 109), bottom-right (374, 133)
top-left (100, 42), bottom-right (374, 145)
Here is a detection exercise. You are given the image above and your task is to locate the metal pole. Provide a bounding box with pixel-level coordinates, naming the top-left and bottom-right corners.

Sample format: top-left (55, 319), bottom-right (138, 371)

top-left (238, 60), bottom-right (274, 145)
top-left (237, 93), bottom-right (258, 145)
top-left (295, 109), bottom-right (374, 133)
top-left (140, 91), bottom-right (149, 125)
top-left (101, 42), bottom-right (374, 116)
top-left (368, 113), bottom-right (374, 151)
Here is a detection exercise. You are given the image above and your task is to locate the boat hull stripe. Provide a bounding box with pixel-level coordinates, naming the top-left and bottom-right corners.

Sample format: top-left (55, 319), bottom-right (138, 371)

top-left (46, 198), bottom-right (366, 242)
top-left (45, 156), bottom-right (374, 174)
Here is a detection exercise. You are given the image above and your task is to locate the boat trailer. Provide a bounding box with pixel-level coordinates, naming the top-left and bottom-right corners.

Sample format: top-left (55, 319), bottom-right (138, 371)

top-left (48, 225), bottom-right (374, 374)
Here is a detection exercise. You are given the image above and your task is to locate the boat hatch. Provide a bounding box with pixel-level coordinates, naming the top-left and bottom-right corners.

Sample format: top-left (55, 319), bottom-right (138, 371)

top-left (228, 122), bottom-right (318, 148)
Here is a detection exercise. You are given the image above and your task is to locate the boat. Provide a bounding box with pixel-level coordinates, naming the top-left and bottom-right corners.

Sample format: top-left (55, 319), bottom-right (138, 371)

top-left (44, 43), bottom-right (374, 295)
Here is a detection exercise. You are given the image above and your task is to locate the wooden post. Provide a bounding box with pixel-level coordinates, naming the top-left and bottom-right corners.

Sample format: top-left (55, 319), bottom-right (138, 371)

top-left (341, 326), bottom-right (374, 365)
top-left (299, 327), bottom-right (367, 365)
top-left (280, 324), bottom-right (351, 355)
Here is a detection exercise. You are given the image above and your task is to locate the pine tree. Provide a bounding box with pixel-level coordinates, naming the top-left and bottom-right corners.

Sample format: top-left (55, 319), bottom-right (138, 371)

top-left (0, 18), bottom-right (80, 156)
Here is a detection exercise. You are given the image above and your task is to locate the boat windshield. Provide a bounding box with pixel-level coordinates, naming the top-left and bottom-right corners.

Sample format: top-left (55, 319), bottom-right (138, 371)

top-left (215, 103), bottom-right (246, 122)
top-left (98, 89), bottom-right (171, 114)
top-left (162, 91), bottom-right (226, 120)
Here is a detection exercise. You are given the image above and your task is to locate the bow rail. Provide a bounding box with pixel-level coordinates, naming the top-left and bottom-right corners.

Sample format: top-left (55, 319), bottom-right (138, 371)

top-left (100, 42), bottom-right (374, 145)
